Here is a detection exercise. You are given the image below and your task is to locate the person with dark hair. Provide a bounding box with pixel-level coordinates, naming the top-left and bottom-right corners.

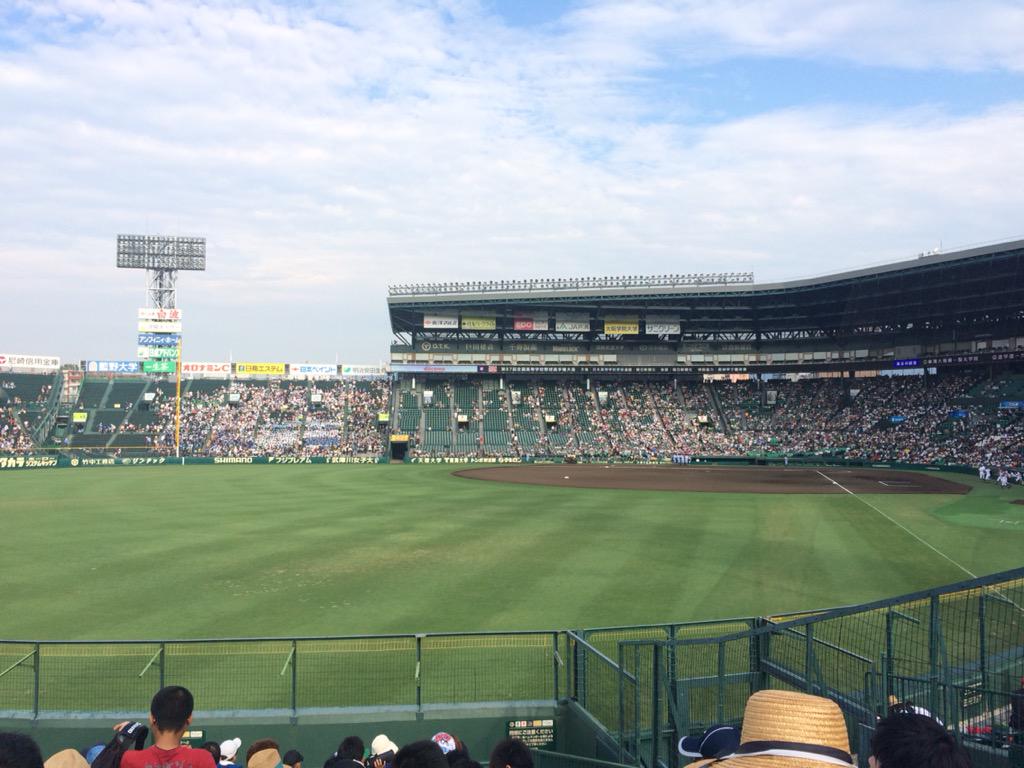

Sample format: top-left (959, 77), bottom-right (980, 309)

top-left (487, 740), bottom-right (532, 768)
top-left (393, 742), bottom-right (446, 768)
top-left (0, 733), bottom-right (44, 768)
top-left (119, 687), bottom-right (214, 768)
top-left (870, 713), bottom-right (971, 768)
top-left (200, 743), bottom-right (221, 766)
top-left (282, 751), bottom-right (303, 768)
top-left (337, 739), bottom-right (364, 764)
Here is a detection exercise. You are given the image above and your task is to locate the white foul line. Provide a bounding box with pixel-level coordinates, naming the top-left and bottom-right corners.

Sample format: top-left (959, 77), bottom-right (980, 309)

top-left (814, 470), bottom-right (978, 579)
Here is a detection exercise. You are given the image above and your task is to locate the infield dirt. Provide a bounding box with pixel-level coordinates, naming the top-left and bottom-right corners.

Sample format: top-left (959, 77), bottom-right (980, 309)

top-left (453, 464), bottom-right (971, 494)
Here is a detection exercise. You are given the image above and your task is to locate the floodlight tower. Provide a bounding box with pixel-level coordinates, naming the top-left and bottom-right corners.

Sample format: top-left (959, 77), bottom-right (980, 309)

top-left (116, 234), bottom-right (206, 308)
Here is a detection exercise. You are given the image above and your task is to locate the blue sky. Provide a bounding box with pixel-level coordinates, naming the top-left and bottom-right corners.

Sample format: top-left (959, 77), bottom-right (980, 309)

top-left (2, 0), bottom-right (1024, 363)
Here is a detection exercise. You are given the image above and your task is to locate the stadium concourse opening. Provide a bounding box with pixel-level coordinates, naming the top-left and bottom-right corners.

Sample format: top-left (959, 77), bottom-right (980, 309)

top-left (453, 465), bottom-right (971, 494)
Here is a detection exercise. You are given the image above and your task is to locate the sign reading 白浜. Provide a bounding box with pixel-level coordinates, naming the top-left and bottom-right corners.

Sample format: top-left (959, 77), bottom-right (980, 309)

top-left (645, 314), bottom-right (680, 335)
top-left (423, 313), bottom-right (459, 329)
top-left (555, 312), bottom-right (589, 332)
top-left (180, 362), bottom-right (231, 376)
top-left (603, 314), bottom-right (640, 335)
top-left (138, 320), bottom-right (183, 334)
top-left (86, 360), bottom-right (141, 374)
top-left (138, 333), bottom-right (180, 347)
top-left (513, 312), bottom-right (549, 331)
top-left (137, 308), bottom-right (183, 321)
top-left (288, 363), bottom-right (336, 378)
top-left (235, 362), bottom-right (286, 376)
top-left (0, 353), bottom-right (61, 370)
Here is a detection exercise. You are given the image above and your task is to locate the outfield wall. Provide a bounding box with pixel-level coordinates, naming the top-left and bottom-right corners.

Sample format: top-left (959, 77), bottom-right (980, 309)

top-left (0, 453), bottom-right (980, 474)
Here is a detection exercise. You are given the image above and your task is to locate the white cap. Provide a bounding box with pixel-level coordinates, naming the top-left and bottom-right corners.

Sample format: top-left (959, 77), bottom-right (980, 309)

top-left (219, 739), bottom-right (242, 761)
top-left (371, 735), bottom-right (399, 756)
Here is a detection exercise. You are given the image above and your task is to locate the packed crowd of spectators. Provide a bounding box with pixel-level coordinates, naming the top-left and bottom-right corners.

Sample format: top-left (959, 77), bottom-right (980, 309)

top-left (0, 687), bottom-right (541, 768)
top-left (148, 380), bottom-right (390, 457)
top-left (0, 683), bottom-right (983, 768)
top-left (0, 377), bottom-right (52, 452)
top-left (6, 370), bottom-right (1024, 471)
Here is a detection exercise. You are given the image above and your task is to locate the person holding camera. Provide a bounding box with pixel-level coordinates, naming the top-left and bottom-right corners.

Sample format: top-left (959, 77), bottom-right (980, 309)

top-left (119, 687), bottom-right (214, 768)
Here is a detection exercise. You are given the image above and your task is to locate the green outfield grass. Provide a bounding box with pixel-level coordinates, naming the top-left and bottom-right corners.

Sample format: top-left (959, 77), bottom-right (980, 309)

top-left (2, 464), bottom-right (1023, 641)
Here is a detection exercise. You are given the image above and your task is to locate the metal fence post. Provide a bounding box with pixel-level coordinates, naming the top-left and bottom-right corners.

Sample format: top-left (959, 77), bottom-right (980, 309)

top-left (977, 596), bottom-right (987, 693)
top-left (805, 624), bottom-right (816, 695)
top-left (415, 634), bottom-right (423, 713)
top-left (291, 639), bottom-right (298, 719)
top-left (33, 642), bottom-right (40, 720)
top-left (159, 643), bottom-right (165, 689)
top-left (651, 644), bottom-right (661, 768)
top-left (617, 644), bottom-right (626, 764)
top-left (928, 595), bottom-right (940, 719)
top-left (552, 632), bottom-right (560, 702)
top-left (717, 641), bottom-right (726, 722)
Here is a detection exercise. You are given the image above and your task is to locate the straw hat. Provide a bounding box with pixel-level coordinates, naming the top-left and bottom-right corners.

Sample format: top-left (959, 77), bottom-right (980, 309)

top-left (688, 690), bottom-right (853, 768)
top-left (45, 750), bottom-right (90, 768)
top-left (248, 748), bottom-right (283, 768)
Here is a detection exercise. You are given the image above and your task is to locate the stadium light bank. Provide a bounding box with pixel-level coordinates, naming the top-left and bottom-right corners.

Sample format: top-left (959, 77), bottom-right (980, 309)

top-left (388, 272), bottom-right (755, 296)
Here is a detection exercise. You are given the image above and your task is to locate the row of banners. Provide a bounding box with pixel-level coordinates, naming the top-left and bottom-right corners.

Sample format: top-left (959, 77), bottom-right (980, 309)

top-left (422, 312), bottom-right (682, 335)
top-left (84, 360), bottom-right (386, 378)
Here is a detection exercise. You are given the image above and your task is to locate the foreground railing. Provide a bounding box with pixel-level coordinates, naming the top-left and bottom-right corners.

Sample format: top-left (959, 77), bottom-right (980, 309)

top-left (2, 569), bottom-right (1022, 768)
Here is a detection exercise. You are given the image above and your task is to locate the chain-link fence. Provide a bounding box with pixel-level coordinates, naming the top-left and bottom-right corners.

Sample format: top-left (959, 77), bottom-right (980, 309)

top-left (2, 569), bottom-right (1022, 768)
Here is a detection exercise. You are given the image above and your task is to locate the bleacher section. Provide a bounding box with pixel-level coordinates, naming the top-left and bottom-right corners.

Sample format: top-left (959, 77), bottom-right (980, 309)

top-left (5, 370), bottom-right (1024, 469)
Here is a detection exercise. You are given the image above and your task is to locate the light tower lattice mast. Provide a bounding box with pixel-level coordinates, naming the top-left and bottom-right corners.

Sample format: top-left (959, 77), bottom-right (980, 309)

top-left (117, 235), bottom-right (206, 309)
top-left (116, 235), bottom-right (206, 457)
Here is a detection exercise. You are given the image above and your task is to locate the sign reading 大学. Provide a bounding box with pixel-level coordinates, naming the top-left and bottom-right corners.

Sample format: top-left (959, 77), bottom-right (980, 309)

top-left (506, 720), bottom-right (555, 750)
top-left (86, 360), bottom-right (141, 374)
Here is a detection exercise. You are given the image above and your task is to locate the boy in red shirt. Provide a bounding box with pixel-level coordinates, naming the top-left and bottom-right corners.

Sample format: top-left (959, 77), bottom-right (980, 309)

top-left (121, 686), bottom-right (215, 768)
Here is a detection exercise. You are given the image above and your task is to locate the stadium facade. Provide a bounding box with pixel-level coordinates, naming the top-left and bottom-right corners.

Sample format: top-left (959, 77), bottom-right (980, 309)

top-left (387, 239), bottom-right (1024, 376)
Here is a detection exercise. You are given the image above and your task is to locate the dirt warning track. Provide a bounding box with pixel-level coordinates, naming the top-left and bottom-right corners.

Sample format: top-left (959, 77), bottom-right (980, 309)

top-left (453, 464), bottom-right (971, 494)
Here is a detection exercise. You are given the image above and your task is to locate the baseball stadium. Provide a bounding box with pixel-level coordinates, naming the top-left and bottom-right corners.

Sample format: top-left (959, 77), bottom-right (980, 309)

top-left (1, 238), bottom-right (1023, 768)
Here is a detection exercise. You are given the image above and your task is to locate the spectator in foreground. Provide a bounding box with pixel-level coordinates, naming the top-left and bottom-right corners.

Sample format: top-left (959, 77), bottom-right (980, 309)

top-left (199, 744), bottom-right (221, 767)
top-left (487, 740), bottom-right (532, 768)
top-left (368, 737), bottom-right (398, 768)
top-left (282, 752), bottom-right (303, 768)
top-left (0, 734), bottom-right (44, 768)
top-left (119, 687), bottom-right (214, 768)
top-left (43, 752), bottom-right (88, 768)
top-left (870, 713), bottom-right (971, 768)
top-left (683, 690), bottom-right (852, 768)
top-left (326, 738), bottom-right (363, 768)
top-left (394, 742), bottom-right (446, 768)
top-left (219, 739), bottom-right (242, 768)
top-left (1010, 676), bottom-right (1024, 730)
top-left (245, 742), bottom-right (279, 768)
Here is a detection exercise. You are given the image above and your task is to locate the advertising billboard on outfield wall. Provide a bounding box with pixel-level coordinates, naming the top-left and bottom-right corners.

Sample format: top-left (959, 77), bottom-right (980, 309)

top-left (461, 315), bottom-right (496, 330)
top-left (86, 360), bottom-right (141, 373)
top-left (423, 313), bottom-right (458, 329)
top-left (138, 320), bottom-right (183, 334)
top-left (181, 362), bottom-right (231, 376)
top-left (0, 353), bottom-right (61, 370)
top-left (603, 315), bottom-right (640, 335)
top-left (645, 315), bottom-right (681, 335)
top-left (513, 313), bottom-right (549, 331)
top-left (342, 364), bottom-right (386, 377)
top-left (138, 333), bottom-right (180, 347)
top-left (137, 346), bottom-right (180, 360)
top-left (137, 308), bottom-right (183, 321)
top-left (235, 362), bottom-right (286, 376)
top-left (555, 312), bottom-right (589, 332)
top-left (288, 363), bottom-right (337, 378)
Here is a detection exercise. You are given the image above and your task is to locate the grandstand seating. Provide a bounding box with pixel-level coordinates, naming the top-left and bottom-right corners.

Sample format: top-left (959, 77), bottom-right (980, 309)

top-left (3, 369), bottom-right (1023, 470)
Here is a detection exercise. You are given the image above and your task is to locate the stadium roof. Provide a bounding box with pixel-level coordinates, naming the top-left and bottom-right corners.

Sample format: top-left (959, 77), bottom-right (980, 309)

top-left (387, 238), bottom-right (1024, 346)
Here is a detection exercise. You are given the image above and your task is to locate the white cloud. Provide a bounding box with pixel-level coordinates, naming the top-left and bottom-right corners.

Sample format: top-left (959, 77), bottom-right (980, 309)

top-left (1, 0), bottom-right (1023, 361)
